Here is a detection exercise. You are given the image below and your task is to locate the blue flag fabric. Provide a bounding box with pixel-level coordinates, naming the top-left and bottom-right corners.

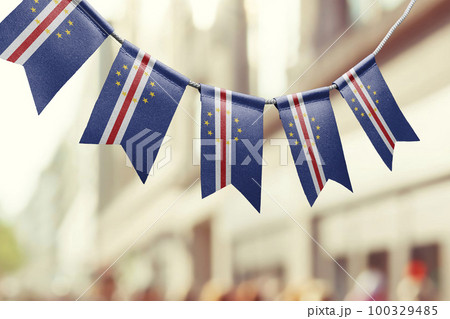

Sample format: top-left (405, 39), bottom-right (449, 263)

top-left (200, 85), bottom-right (266, 212)
top-left (81, 40), bottom-right (190, 183)
top-left (275, 88), bottom-right (352, 206)
top-left (0, 0), bottom-right (113, 114)
top-left (334, 54), bottom-right (419, 169)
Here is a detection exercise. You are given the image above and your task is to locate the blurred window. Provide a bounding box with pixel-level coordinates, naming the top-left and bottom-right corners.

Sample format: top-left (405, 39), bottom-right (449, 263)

top-left (314, 0), bottom-right (350, 49)
top-left (411, 244), bottom-right (440, 295)
top-left (192, 220), bottom-right (212, 298)
top-left (334, 257), bottom-right (348, 300)
top-left (368, 251), bottom-right (389, 276)
top-left (378, 0), bottom-right (405, 11)
top-left (368, 250), bottom-right (389, 299)
top-left (347, 0), bottom-right (405, 21)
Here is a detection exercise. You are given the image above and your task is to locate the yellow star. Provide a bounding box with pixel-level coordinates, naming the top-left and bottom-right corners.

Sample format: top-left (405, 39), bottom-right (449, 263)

top-left (204, 121), bottom-right (210, 126)
top-left (311, 117), bottom-right (316, 122)
top-left (116, 71), bottom-right (121, 76)
top-left (64, 9), bottom-right (68, 14)
top-left (216, 138), bottom-right (220, 143)
top-left (373, 91), bottom-right (377, 95)
top-left (360, 84), bottom-right (363, 88)
top-left (367, 85), bottom-right (371, 89)
top-left (123, 65), bottom-right (128, 70)
top-left (237, 128), bottom-right (242, 133)
top-left (361, 113), bottom-right (365, 117)
top-left (115, 81), bottom-right (121, 86)
top-left (294, 115), bottom-right (298, 119)
top-left (303, 113), bottom-right (307, 118)
top-left (65, 29), bottom-right (70, 35)
top-left (289, 132), bottom-right (294, 137)
top-left (316, 126), bottom-right (320, 130)
top-left (133, 65), bottom-right (138, 70)
top-left (234, 118), bottom-right (239, 123)
top-left (352, 98), bottom-right (356, 103)
top-left (208, 131), bottom-right (213, 136)
top-left (132, 98), bottom-right (137, 103)
top-left (354, 107), bottom-right (358, 111)
top-left (144, 72), bottom-right (149, 76)
top-left (45, 29), bottom-right (50, 34)
top-left (207, 112), bottom-right (212, 117)
top-left (31, 7), bottom-right (36, 13)
top-left (122, 91), bottom-right (127, 96)
top-left (226, 110), bottom-right (231, 115)
top-left (353, 90), bottom-right (357, 94)
top-left (56, 33), bottom-right (62, 38)
top-left (35, 19), bottom-right (40, 24)
top-left (226, 141), bottom-right (230, 145)
top-left (375, 100), bottom-right (379, 104)
top-left (374, 107), bottom-right (378, 112)
top-left (312, 142), bottom-right (316, 147)
top-left (295, 141), bottom-right (299, 146)
top-left (68, 20), bottom-right (73, 26)
top-left (53, 0), bottom-right (59, 4)
top-left (143, 98), bottom-right (148, 104)
top-left (368, 113), bottom-right (372, 117)
top-left (289, 122), bottom-right (294, 127)
top-left (234, 137), bottom-right (239, 142)
top-left (150, 82), bottom-right (155, 87)
top-left (34, 0), bottom-right (39, 3)
top-left (316, 135), bottom-right (320, 140)
top-left (150, 92), bottom-right (155, 98)
top-left (216, 108), bottom-right (220, 112)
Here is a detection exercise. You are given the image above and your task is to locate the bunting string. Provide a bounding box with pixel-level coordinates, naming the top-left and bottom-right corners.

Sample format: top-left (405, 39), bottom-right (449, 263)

top-left (373, 0), bottom-right (417, 56)
top-left (0, 0), bottom-right (421, 211)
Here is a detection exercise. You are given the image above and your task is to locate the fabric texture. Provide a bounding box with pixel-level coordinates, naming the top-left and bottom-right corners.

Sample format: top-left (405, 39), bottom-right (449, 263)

top-left (0, 0), bottom-right (113, 113)
top-left (200, 84), bottom-right (266, 212)
top-left (334, 54), bottom-right (419, 169)
top-left (81, 40), bottom-right (189, 183)
top-left (275, 87), bottom-right (352, 206)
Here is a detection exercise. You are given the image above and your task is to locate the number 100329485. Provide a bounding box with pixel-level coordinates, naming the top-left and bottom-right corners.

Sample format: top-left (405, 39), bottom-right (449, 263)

top-left (368, 305), bottom-right (438, 316)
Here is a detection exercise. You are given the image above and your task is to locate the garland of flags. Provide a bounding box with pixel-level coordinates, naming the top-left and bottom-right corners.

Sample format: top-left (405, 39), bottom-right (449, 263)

top-left (0, 0), bottom-right (420, 212)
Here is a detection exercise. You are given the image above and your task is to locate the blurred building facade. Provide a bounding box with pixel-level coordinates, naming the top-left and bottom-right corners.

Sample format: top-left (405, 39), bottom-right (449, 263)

top-left (1, 0), bottom-right (449, 301)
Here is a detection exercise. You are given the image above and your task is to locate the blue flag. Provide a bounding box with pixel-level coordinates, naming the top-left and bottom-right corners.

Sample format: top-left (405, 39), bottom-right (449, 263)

top-left (0, 0), bottom-right (113, 114)
top-left (81, 40), bottom-right (189, 183)
top-left (200, 85), bottom-right (266, 212)
top-left (334, 54), bottom-right (419, 169)
top-left (275, 88), bottom-right (352, 206)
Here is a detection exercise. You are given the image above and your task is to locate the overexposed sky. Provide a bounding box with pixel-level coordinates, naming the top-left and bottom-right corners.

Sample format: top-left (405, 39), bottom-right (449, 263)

top-left (0, 0), bottom-right (126, 218)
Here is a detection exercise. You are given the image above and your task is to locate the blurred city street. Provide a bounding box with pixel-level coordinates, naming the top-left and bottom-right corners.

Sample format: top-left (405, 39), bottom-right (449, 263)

top-left (0, 0), bottom-right (449, 301)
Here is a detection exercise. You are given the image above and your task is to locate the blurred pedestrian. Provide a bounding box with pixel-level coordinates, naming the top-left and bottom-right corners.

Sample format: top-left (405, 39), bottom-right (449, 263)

top-left (396, 260), bottom-right (438, 301)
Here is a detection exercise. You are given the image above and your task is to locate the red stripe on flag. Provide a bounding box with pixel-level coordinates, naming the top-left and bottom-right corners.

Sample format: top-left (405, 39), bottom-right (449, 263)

top-left (8, 0), bottom-right (73, 63)
top-left (220, 89), bottom-right (227, 189)
top-left (292, 94), bottom-right (324, 191)
top-left (106, 54), bottom-right (151, 144)
top-left (347, 72), bottom-right (395, 149)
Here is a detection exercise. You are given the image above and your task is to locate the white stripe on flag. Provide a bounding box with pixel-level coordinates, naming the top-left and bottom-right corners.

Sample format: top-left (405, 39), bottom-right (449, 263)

top-left (344, 71), bottom-right (396, 154)
top-left (99, 50), bottom-right (146, 144)
top-left (226, 90), bottom-right (232, 187)
top-left (0, 0), bottom-right (80, 65)
top-left (0, 0), bottom-right (59, 60)
top-left (350, 69), bottom-right (396, 148)
top-left (297, 93), bottom-right (326, 186)
top-left (114, 56), bottom-right (157, 143)
top-left (288, 94), bottom-right (321, 196)
top-left (214, 87), bottom-right (221, 191)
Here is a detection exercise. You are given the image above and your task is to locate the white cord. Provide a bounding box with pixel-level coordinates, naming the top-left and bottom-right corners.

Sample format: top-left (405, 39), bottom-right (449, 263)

top-left (373, 0), bottom-right (417, 56)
